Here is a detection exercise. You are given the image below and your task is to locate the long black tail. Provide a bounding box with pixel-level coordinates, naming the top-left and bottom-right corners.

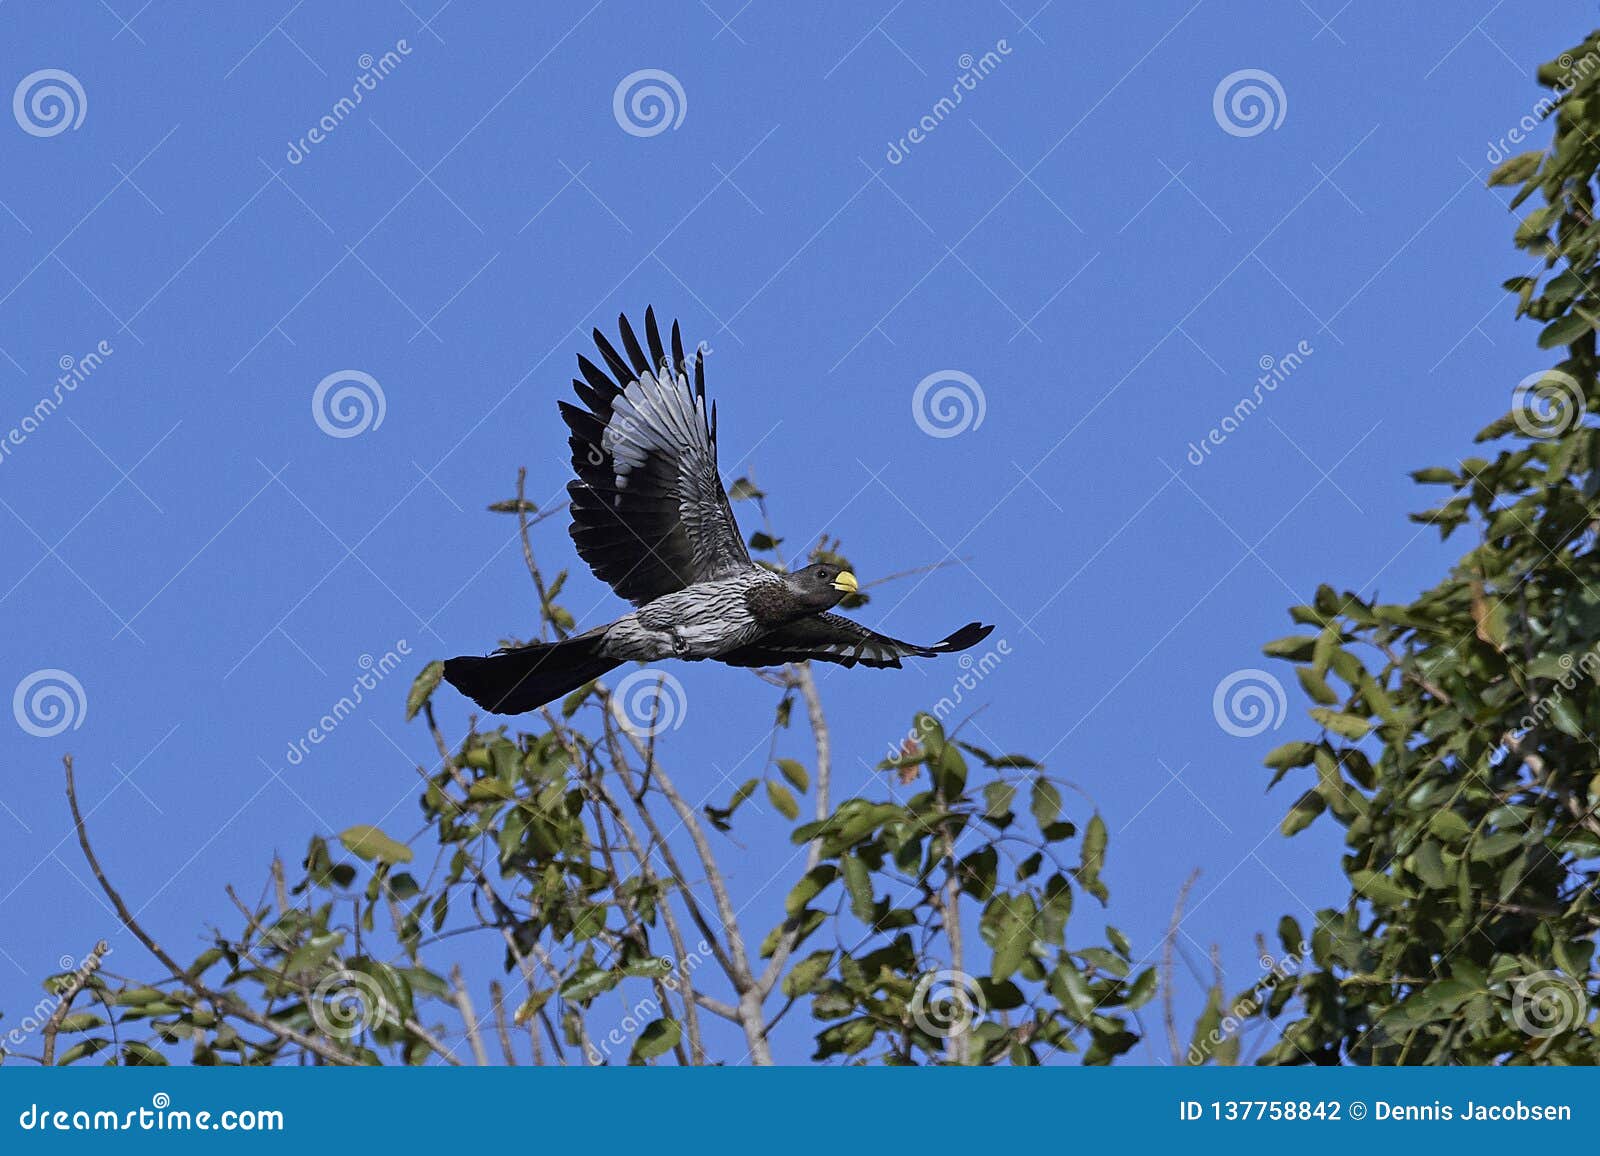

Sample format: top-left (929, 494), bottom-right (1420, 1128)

top-left (443, 630), bottom-right (619, 715)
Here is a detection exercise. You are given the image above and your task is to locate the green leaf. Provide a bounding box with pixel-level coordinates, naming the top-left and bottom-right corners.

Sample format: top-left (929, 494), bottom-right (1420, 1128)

top-left (1296, 666), bottom-right (1339, 705)
top-left (1076, 813), bottom-right (1109, 903)
top-left (840, 853), bottom-right (874, 922)
top-left (1539, 311), bottom-right (1591, 349)
top-left (1029, 777), bottom-right (1062, 826)
top-left (1308, 708), bottom-right (1371, 740)
top-left (339, 825), bottom-right (413, 864)
top-left (776, 758), bottom-right (809, 793)
top-left (766, 779), bottom-right (800, 821)
top-left (1281, 788), bottom-right (1325, 836)
top-left (982, 780), bottom-right (1016, 821)
top-left (781, 950), bottom-right (833, 998)
top-left (784, 865), bottom-right (837, 915)
top-left (559, 966), bottom-right (619, 1003)
top-left (629, 1018), bottom-right (681, 1063)
top-left (1263, 740), bottom-right (1318, 771)
top-left (405, 661), bottom-right (444, 721)
top-left (1349, 868), bottom-right (1412, 908)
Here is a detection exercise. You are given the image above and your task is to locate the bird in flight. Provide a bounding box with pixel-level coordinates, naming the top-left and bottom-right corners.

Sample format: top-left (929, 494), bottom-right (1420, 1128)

top-left (443, 309), bottom-right (994, 715)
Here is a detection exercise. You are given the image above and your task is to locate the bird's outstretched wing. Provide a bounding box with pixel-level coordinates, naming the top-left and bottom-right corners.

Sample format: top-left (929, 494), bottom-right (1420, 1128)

top-left (717, 615), bottom-right (995, 670)
top-left (560, 309), bottom-right (751, 606)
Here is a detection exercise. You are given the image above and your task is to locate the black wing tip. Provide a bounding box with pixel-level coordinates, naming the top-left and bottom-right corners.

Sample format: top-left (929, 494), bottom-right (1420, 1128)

top-left (937, 622), bottom-right (995, 653)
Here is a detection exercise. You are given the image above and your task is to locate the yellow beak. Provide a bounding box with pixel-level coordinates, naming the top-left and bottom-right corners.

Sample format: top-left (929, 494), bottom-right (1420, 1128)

top-left (830, 571), bottom-right (859, 595)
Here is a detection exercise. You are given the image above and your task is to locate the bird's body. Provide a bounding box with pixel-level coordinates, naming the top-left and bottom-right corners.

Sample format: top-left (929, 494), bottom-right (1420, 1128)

top-left (443, 309), bottom-right (995, 717)
top-left (601, 572), bottom-right (784, 662)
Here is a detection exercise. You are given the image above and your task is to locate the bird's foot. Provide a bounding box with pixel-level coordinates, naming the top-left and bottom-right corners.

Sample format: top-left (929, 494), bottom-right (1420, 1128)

top-left (669, 628), bottom-right (690, 657)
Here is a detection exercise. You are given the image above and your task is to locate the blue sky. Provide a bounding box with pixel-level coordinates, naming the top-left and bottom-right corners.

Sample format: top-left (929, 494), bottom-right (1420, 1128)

top-left (0, 1), bottom-right (1588, 1064)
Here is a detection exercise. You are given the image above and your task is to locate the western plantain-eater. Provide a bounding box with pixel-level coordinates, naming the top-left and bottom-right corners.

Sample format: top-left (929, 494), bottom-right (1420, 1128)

top-left (443, 309), bottom-right (994, 715)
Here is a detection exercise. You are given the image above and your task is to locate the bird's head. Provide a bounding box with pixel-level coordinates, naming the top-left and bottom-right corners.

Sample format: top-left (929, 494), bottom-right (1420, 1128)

top-left (784, 562), bottom-right (859, 611)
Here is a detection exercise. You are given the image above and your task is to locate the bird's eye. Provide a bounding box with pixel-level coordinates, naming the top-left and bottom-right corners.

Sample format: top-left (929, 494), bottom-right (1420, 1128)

top-left (818, 569), bottom-right (830, 580)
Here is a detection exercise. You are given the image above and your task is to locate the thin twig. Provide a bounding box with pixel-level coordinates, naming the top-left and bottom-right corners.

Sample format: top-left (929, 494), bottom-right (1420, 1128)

top-left (1163, 869), bottom-right (1201, 1066)
top-left (451, 964), bottom-right (490, 1066)
top-left (40, 939), bottom-right (109, 1066)
top-left (62, 755), bottom-right (358, 1066)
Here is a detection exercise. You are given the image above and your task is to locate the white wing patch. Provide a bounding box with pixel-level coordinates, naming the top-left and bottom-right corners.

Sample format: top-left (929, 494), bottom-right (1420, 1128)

top-left (602, 367), bottom-right (706, 496)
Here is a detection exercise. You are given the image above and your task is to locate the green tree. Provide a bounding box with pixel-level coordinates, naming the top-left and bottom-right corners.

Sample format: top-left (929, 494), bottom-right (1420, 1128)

top-left (7, 477), bottom-right (1152, 1066)
top-left (1223, 33), bottom-right (1600, 1065)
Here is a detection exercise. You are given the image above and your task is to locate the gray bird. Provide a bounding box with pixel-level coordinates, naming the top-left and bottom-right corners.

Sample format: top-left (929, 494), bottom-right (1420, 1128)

top-left (443, 309), bottom-right (994, 715)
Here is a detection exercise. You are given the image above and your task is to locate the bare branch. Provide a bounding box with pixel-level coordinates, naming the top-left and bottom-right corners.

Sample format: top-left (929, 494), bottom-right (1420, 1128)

top-left (40, 939), bottom-right (109, 1066)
